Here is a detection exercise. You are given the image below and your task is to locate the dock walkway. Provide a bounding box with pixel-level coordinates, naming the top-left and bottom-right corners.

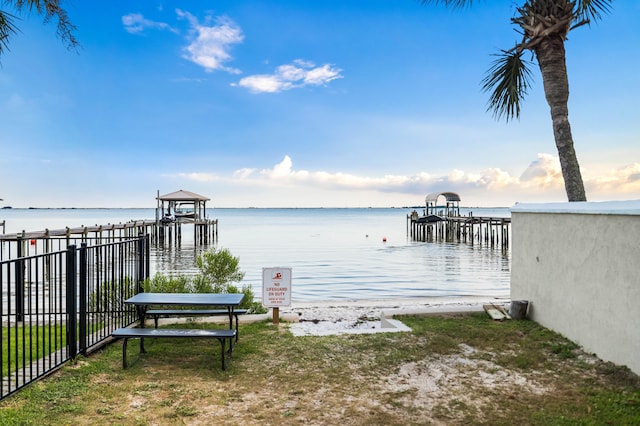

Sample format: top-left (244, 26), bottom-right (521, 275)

top-left (0, 218), bottom-right (217, 261)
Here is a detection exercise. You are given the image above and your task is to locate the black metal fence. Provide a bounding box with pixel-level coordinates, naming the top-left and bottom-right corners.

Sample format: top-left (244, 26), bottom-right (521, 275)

top-left (0, 235), bottom-right (149, 400)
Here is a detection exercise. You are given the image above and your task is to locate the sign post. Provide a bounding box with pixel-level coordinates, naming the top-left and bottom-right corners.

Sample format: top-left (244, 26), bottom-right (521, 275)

top-left (262, 267), bottom-right (292, 324)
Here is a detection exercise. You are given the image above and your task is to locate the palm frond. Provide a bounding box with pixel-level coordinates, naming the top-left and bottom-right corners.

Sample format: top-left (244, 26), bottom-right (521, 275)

top-left (2, 1), bottom-right (78, 54)
top-left (419, 0), bottom-right (476, 8)
top-left (0, 11), bottom-right (20, 57)
top-left (482, 49), bottom-right (533, 122)
top-left (43, 2), bottom-right (79, 50)
top-left (575, 0), bottom-right (613, 24)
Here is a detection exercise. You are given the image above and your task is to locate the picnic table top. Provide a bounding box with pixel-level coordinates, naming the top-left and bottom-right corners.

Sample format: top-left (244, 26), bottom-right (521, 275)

top-left (124, 292), bottom-right (245, 307)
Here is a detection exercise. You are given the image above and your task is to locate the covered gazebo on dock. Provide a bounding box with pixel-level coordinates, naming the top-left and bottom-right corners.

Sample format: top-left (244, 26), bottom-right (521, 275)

top-left (425, 192), bottom-right (461, 217)
top-left (155, 190), bottom-right (216, 243)
top-left (156, 190), bottom-right (210, 223)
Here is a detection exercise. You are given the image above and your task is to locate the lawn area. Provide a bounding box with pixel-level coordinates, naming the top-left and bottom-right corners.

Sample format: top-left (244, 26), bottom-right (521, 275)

top-left (0, 313), bottom-right (638, 425)
top-left (1, 324), bottom-right (67, 377)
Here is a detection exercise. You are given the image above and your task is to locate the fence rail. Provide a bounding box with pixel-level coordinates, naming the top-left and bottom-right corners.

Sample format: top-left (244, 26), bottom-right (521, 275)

top-left (0, 235), bottom-right (149, 400)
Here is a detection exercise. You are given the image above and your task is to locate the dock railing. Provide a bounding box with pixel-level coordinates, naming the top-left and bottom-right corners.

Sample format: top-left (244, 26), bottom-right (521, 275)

top-left (0, 234), bottom-right (149, 400)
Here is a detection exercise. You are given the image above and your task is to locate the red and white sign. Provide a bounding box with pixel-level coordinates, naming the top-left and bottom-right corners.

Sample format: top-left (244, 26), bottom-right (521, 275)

top-left (262, 267), bottom-right (292, 307)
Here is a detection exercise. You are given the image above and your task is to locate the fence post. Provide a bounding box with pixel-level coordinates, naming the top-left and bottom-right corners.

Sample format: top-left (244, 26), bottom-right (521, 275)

top-left (78, 243), bottom-right (88, 355)
top-left (66, 245), bottom-right (78, 359)
top-left (145, 234), bottom-right (150, 282)
top-left (137, 234), bottom-right (145, 294)
top-left (15, 236), bottom-right (24, 322)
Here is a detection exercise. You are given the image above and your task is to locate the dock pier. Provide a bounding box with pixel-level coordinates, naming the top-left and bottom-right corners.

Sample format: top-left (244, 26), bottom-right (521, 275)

top-left (0, 218), bottom-right (218, 261)
top-left (407, 214), bottom-right (510, 249)
top-left (155, 218), bottom-right (218, 245)
top-left (408, 191), bottom-right (511, 249)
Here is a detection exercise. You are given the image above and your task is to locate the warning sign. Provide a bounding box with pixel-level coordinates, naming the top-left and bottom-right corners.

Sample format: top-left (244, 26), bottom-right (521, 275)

top-left (262, 267), bottom-right (292, 307)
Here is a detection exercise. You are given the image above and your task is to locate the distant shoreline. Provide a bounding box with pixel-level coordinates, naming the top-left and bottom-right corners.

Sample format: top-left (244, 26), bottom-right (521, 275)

top-left (1, 206), bottom-right (512, 210)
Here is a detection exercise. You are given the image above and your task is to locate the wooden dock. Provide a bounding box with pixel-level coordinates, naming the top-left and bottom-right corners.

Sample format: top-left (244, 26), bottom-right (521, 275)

top-left (0, 219), bottom-right (217, 242)
top-left (0, 218), bottom-right (218, 261)
top-left (154, 218), bottom-right (218, 245)
top-left (407, 214), bottom-right (510, 249)
top-left (0, 220), bottom-right (157, 241)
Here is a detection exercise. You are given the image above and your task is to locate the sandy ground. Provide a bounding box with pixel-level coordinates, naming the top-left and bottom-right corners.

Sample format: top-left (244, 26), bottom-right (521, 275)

top-left (264, 296), bottom-right (511, 336)
top-left (155, 295), bottom-right (512, 336)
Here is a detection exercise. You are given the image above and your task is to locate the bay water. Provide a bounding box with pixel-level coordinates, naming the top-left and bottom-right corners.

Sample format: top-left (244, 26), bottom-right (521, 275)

top-left (0, 207), bottom-right (511, 303)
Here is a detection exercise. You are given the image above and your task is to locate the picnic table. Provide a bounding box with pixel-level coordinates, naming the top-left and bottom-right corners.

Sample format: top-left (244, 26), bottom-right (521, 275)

top-left (112, 292), bottom-right (245, 369)
top-left (126, 292), bottom-right (245, 329)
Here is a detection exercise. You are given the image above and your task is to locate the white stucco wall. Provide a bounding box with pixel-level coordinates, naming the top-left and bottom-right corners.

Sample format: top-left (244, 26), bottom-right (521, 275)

top-left (510, 200), bottom-right (640, 375)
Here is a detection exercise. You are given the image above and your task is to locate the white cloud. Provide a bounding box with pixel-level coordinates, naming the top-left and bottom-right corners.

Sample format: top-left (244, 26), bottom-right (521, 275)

top-left (586, 163), bottom-right (640, 195)
top-left (169, 155), bottom-right (640, 207)
top-left (122, 11), bottom-right (341, 88)
top-left (122, 13), bottom-right (177, 34)
top-left (235, 60), bottom-right (343, 93)
top-left (176, 10), bottom-right (243, 73)
top-left (519, 153), bottom-right (564, 188)
top-left (123, 10), bottom-right (242, 73)
top-left (172, 172), bottom-right (221, 182)
top-left (233, 168), bottom-right (256, 179)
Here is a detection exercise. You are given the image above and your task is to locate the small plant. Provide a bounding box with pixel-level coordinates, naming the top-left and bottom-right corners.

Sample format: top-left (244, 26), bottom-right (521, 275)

top-left (143, 273), bottom-right (191, 294)
top-left (193, 247), bottom-right (245, 293)
top-left (144, 247), bottom-right (267, 314)
top-left (88, 277), bottom-right (136, 314)
top-left (193, 247), bottom-right (266, 314)
top-left (547, 341), bottom-right (578, 359)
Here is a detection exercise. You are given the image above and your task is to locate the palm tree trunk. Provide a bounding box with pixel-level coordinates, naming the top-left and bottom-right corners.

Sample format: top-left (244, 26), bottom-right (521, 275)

top-left (535, 36), bottom-right (587, 201)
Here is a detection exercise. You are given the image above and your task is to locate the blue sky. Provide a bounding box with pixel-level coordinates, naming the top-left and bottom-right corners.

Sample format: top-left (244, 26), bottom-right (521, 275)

top-left (1, 1), bottom-right (638, 208)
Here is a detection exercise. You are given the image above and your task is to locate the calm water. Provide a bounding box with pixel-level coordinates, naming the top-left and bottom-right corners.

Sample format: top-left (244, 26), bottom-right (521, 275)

top-left (1, 207), bottom-right (511, 302)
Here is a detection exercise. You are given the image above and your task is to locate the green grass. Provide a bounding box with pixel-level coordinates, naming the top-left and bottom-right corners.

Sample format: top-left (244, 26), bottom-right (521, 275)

top-left (0, 314), bottom-right (637, 425)
top-left (1, 322), bottom-right (108, 377)
top-left (1, 324), bottom-right (68, 377)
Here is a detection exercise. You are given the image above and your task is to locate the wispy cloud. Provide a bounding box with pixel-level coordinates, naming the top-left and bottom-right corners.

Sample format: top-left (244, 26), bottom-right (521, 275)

top-left (122, 13), bottom-right (177, 34)
top-left (234, 60), bottom-right (343, 93)
top-left (176, 10), bottom-right (243, 74)
top-left (122, 11), bottom-right (341, 89)
top-left (123, 10), bottom-right (243, 74)
top-left (171, 155), bottom-right (640, 203)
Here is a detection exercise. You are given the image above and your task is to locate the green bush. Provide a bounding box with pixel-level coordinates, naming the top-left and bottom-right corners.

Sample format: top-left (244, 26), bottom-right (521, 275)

top-left (88, 277), bottom-right (135, 313)
top-left (193, 247), bottom-right (245, 293)
top-left (144, 273), bottom-right (191, 293)
top-left (145, 247), bottom-right (267, 314)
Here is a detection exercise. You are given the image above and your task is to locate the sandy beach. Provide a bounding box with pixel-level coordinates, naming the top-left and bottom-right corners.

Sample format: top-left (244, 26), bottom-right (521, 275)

top-left (265, 296), bottom-right (512, 336)
top-left (152, 295), bottom-right (511, 336)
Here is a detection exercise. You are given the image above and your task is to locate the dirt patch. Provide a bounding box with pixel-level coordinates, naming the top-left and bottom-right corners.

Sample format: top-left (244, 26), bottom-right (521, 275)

top-left (378, 343), bottom-right (553, 418)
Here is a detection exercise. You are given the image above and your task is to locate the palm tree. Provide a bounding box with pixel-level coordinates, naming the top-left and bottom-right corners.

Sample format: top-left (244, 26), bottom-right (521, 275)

top-left (421, 0), bottom-right (613, 202)
top-left (0, 0), bottom-right (78, 59)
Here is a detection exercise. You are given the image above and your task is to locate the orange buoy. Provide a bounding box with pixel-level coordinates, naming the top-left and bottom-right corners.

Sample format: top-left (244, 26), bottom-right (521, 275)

top-left (30, 239), bottom-right (36, 245)
top-left (382, 237), bottom-right (387, 242)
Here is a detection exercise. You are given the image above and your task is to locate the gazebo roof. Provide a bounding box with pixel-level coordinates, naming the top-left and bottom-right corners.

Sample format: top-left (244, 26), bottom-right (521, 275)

top-left (425, 192), bottom-right (461, 204)
top-left (157, 190), bottom-right (210, 202)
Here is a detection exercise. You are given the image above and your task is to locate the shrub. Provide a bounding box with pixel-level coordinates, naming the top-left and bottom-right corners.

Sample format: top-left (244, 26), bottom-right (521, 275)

top-left (193, 247), bottom-right (245, 293)
top-left (145, 247), bottom-right (267, 314)
top-left (144, 273), bottom-right (191, 293)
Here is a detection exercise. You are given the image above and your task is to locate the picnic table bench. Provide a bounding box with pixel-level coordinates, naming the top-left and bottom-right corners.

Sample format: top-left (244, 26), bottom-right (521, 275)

top-left (146, 308), bottom-right (248, 341)
top-left (112, 327), bottom-right (237, 370)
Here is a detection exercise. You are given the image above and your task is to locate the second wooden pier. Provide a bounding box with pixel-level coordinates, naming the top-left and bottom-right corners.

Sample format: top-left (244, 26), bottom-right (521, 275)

top-left (407, 192), bottom-right (510, 249)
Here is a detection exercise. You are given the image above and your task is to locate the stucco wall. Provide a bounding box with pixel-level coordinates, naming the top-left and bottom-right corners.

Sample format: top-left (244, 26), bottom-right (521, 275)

top-left (510, 200), bottom-right (640, 375)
